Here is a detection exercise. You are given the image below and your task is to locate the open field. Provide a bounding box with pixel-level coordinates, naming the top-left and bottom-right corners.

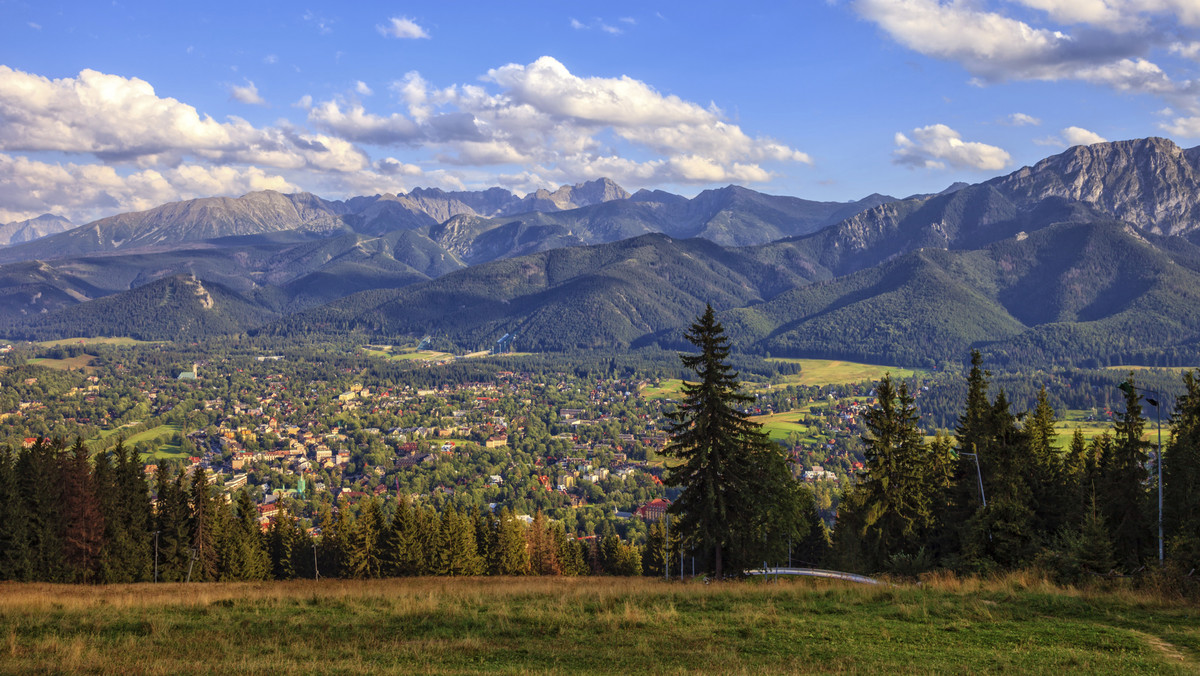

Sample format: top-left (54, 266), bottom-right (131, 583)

top-left (88, 423), bottom-right (186, 460)
top-left (35, 337), bottom-right (151, 347)
top-left (0, 575), bottom-right (1196, 674)
top-left (641, 379), bottom-right (686, 400)
top-left (26, 354), bottom-right (96, 372)
top-left (765, 358), bottom-right (922, 387)
top-left (363, 346), bottom-right (454, 362)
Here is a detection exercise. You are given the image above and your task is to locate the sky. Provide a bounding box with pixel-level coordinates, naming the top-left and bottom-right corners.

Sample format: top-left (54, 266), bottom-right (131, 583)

top-left (2, 0), bottom-right (1200, 225)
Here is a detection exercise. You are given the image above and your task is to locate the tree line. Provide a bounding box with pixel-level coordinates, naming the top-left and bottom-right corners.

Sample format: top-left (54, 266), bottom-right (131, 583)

top-left (0, 438), bottom-right (654, 582)
top-left (833, 352), bottom-right (1200, 580)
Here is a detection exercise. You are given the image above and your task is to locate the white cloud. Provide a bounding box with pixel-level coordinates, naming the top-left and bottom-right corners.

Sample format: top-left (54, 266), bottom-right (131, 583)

top-left (376, 157), bottom-right (423, 176)
top-left (307, 56), bottom-right (810, 187)
top-left (355, 81), bottom-right (373, 96)
top-left (1160, 115), bottom-right (1200, 135)
top-left (378, 16), bottom-right (430, 39)
top-left (1062, 126), bottom-right (1108, 145)
top-left (1013, 0), bottom-right (1200, 32)
top-left (854, 0), bottom-right (1200, 103)
top-left (1006, 112), bottom-right (1042, 126)
top-left (570, 18), bottom-right (586, 30)
top-left (0, 66), bottom-right (366, 173)
top-left (264, 54), bottom-right (278, 65)
top-left (0, 153), bottom-right (296, 224)
top-left (893, 124), bottom-right (1011, 170)
top-left (1033, 125), bottom-right (1110, 146)
top-left (229, 80), bottom-right (266, 106)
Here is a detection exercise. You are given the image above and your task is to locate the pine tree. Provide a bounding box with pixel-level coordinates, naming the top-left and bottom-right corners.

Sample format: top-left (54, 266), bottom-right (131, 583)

top-left (347, 498), bottom-right (385, 578)
top-left (664, 304), bottom-right (805, 578)
top-left (1103, 378), bottom-right (1152, 570)
top-left (383, 496), bottom-right (424, 576)
top-left (491, 507), bottom-right (529, 575)
top-left (154, 464), bottom-right (191, 582)
top-left (948, 351), bottom-right (992, 558)
top-left (1062, 429), bottom-right (1091, 529)
top-left (59, 438), bottom-right (104, 582)
top-left (98, 442), bottom-right (151, 582)
top-left (844, 376), bottom-right (941, 571)
top-left (554, 525), bottom-right (587, 576)
top-left (0, 445), bottom-right (31, 581)
top-left (188, 467), bottom-right (219, 581)
top-left (1027, 388), bottom-right (1067, 536)
top-left (527, 510), bottom-right (560, 575)
top-left (17, 437), bottom-right (66, 581)
top-left (267, 516), bottom-right (300, 580)
top-left (966, 392), bottom-right (1037, 568)
top-left (1165, 370), bottom-right (1200, 569)
top-left (642, 518), bottom-right (669, 577)
top-left (224, 490), bottom-right (269, 581)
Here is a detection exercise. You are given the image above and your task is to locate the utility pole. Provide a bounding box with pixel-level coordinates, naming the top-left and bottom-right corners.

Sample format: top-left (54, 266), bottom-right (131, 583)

top-left (314, 543), bottom-right (320, 581)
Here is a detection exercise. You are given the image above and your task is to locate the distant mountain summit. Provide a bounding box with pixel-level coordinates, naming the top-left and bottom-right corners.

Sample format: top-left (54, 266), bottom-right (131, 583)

top-left (0, 214), bottom-right (73, 246)
top-left (514, 178), bottom-right (631, 212)
top-left (991, 137), bottom-right (1200, 235)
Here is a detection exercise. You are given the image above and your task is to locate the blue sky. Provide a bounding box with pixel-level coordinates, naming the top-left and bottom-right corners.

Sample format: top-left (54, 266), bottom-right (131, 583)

top-left (1, 0), bottom-right (1198, 224)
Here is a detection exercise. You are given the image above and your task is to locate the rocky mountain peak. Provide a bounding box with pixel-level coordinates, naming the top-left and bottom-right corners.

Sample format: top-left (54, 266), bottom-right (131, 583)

top-left (992, 137), bottom-right (1200, 235)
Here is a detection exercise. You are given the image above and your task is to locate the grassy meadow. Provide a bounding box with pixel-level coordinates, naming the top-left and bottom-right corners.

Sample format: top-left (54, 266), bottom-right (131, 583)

top-left (26, 354), bottom-right (96, 372)
top-left (35, 337), bottom-right (151, 347)
top-left (764, 358), bottom-right (921, 387)
top-left (1, 575), bottom-right (1197, 674)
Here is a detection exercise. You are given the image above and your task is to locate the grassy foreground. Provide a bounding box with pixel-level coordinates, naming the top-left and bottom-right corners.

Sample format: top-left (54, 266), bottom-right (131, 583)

top-left (1, 575), bottom-right (1197, 674)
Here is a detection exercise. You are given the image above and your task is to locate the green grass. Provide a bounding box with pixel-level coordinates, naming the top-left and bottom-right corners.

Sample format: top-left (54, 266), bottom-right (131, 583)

top-left (765, 358), bottom-right (923, 387)
top-left (36, 337), bottom-right (152, 347)
top-left (0, 575), bottom-right (1196, 674)
top-left (641, 379), bottom-right (686, 400)
top-left (115, 424), bottom-right (186, 459)
top-left (26, 354), bottom-right (96, 372)
top-left (363, 346), bottom-right (454, 362)
top-left (750, 411), bottom-right (816, 442)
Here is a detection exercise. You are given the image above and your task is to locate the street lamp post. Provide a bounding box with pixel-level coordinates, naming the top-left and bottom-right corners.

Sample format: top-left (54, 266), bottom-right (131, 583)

top-left (1119, 381), bottom-right (1165, 567)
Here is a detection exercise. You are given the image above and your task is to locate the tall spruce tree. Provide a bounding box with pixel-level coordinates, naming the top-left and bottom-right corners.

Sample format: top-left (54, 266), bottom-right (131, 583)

top-left (840, 376), bottom-right (941, 571)
top-left (0, 445), bottom-right (31, 580)
top-left (59, 438), bottom-right (104, 582)
top-left (1165, 370), bottom-right (1200, 569)
top-left (347, 498), bottom-right (385, 579)
top-left (154, 464), bottom-right (191, 582)
top-left (18, 438), bottom-right (66, 581)
top-left (664, 304), bottom-right (805, 578)
top-left (1104, 378), bottom-right (1152, 570)
top-left (188, 467), bottom-right (219, 581)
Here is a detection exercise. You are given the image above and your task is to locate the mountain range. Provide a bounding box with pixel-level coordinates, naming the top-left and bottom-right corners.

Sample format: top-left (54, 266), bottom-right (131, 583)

top-left (4, 137), bottom-right (1200, 368)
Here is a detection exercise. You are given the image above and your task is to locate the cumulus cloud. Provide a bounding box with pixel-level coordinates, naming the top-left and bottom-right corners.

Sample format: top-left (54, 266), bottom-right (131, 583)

top-left (854, 0), bottom-right (1200, 104)
top-left (306, 56), bottom-right (810, 187)
top-left (893, 124), bottom-right (1011, 170)
top-left (229, 80), bottom-right (266, 106)
top-left (0, 66), bottom-right (366, 173)
top-left (0, 153), bottom-right (296, 223)
top-left (1062, 125), bottom-right (1108, 145)
top-left (378, 16), bottom-right (430, 39)
top-left (355, 81), bottom-right (373, 96)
